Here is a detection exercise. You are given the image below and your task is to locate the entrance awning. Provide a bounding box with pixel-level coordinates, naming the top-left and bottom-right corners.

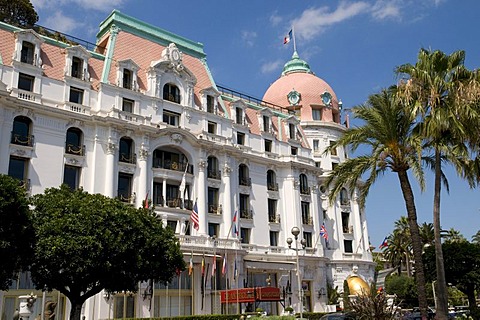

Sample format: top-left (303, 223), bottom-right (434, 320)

top-left (220, 287), bottom-right (282, 304)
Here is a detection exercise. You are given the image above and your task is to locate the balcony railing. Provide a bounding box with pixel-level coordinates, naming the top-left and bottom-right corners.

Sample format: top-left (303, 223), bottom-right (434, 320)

top-left (267, 182), bottom-right (278, 191)
top-left (11, 132), bottom-right (34, 147)
top-left (65, 143), bottom-right (85, 156)
top-left (154, 195), bottom-right (164, 207)
top-left (119, 152), bottom-right (136, 164)
top-left (166, 198), bottom-right (182, 208)
top-left (300, 187), bottom-right (311, 195)
top-left (239, 177), bottom-right (251, 186)
top-left (18, 179), bottom-right (31, 191)
top-left (207, 169), bottom-right (221, 180)
top-left (268, 214), bottom-right (280, 223)
top-left (118, 192), bottom-right (135, 204)
top-left (152, 159), bottom-right (193, 173)
top-left (302, 215), bottom-right (313, 225)
top-left (240, 209), bottom-right (253, 219)
top-left (208, 204), bottom-right (221, 214)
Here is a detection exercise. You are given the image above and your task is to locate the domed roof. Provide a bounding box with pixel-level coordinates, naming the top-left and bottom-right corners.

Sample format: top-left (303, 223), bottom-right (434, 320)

top-left (262, 51), bottom-right (341, 123)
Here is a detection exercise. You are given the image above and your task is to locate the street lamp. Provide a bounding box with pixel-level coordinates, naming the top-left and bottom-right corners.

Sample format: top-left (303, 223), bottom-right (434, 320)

top-left (287, 226), bottom-right (306, 319)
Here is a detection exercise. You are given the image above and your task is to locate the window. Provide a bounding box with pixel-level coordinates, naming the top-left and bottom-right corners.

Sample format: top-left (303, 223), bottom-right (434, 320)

top-left (163, 110), bottom-right (180, 126)
top-left (118, 173), bottom-right (133, 202)
top-left (263, 115), bottom-right (270, 132)
top-left (264, 139), bottom-right (272, 152)
top-left (11, 116), bottom-right (33, 147)
top-left (8, 156), bottom-right (28, 182)
top-left (122, 98), bottom-right (134, 113)
top-left (313, 139), bottom-right (319, 152)
top-left (315, 161), bottom-right (321, 168)
top-left (344, 240), bottom-right (353, 253)
top-left (239, 164), bottom-right (250, 186)
top-left (153, 182), bottom-right (164, 206)
top-left (236, 107), bottom-right (243, 125)
top-left (291, 147), bottom-right (297, 155)
top-left (163, 83), bottom-right (180, 103)
top-left (299, 174), bottom-right (309, 194)
top-left (268, 199), bottom-right (277, 222)
top-left (123, 68), bottom-right (132, 89)
top-left (301, 201), bottom-right (310, 225)
top-left (113, 295), bottom-right (135, 319)
top-left (289, 123), bottom-right (295, 139)
top-left (330, 141), bottom-right (338, 156)
top-left (69, 87), bottom-right (84, 104)
top-left (207, 95), bottom-right (215, 113)
top-left (65, 127), bottom-right (83, 155)
top-left (208, 223), bottom-right (219, 238)
top-left (240, 228), bottom-right (251, 244)
top-left (207, 156), bottom-right (220, 179)
top-left (267, 170), bottom-right (277, 191)
top-left (239, 194), bottom-right (250, 219)
top-left (18, 73), bottom-right (34, 91)
top-left (71, 57), bottom-right (83, 79)
top-left (63, 165), bottom-right (80, 190)
top-left (207, 121), bottom-right (216, 134)
top-left (119, 137), bottom-right (135, 164)
top-left (303, 232), bottom-right (312, 248)
top-left (342, 212), bottom-right (350, 233)
top-left (152, 149), bottom-right (190, 172)
top-left (208, 187), bottom-right (219, 213)
top-left (312, 108), bottom-right (321, 120)
top-left (167, 220), bottom-right (177, 231)
top-left (237, 132), bottom-right (245, 145)
top-left (20, 41), bottom-right (34, 64)
top-left (269, 231), bottom-right (279, 247)
top-left (332, 162), bottom-right (338, 170)
top-left (340, 188), bottom-right (349, 205)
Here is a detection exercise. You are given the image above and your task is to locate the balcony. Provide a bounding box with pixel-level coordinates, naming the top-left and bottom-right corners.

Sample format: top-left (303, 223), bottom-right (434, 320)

top-left (65, 143), bottom-right (85, 156)
top-left (267, 182), bottom-right (278, 191)
top-left (239, 177), bottom-right (251, 186)
top-left (152, 159), bottom-right (193, 174)
top-left (153, 195), bottom-right (164, 207)
top-left (300, 187), bottom-right (311, 195)
top-left (163, 198), bottom-right (193, 210)
top-left (208, 204), bottom-right (221, 214)
top-left (268, 214), bottom-right (280, 223)
top-left (240, 209), bottom-right (253, 220)
top-left (18, 179), bottom-right (31, 192)
top-left (118, 192), bottom-right (135, 204)
top-left (302, 215), bottom-right (313, 225)
top-left (119, 152), bottom-right (136, 164)
top-left (207, 169), bottom-right (221, 180)
top-left (11, 132), bottom-right (35, 147)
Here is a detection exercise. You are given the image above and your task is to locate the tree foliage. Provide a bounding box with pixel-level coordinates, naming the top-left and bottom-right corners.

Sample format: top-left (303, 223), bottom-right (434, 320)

top-left (0, 174), bottom-right (34, 290)
top-left (30, 186), bottom-right (185, 320)
top-left (0, 0), bottom-right (38, 27)
top-left (385, 274), bottom-right (418, 308)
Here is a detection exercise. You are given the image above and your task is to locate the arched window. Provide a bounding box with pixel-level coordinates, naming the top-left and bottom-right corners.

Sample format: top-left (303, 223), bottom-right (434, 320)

top-left (11, 116), bottom-right (33, 146)
top-left (119, 137), bottom-right (135, 164)
top-left (239, 164), bottom-right (250, 186)
top-left (65, 127), bottom-right (84, 155)
top-left (299, 173), bottom-right (309, 194)
top-left (340, 188), bottom-right (349, 205)
top-left (163, 83), bottom-right (180, 103)
top-left (20, 41), bottom-right (35, 64)
top-left (267, 170), bottom-right (277, 191)
top-left (207, 156), bottom-right (220, 180)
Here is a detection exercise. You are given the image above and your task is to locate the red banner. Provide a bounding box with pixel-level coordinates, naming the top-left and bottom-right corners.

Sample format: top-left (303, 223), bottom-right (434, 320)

top-left (220, 287), bottom-right (282, 304)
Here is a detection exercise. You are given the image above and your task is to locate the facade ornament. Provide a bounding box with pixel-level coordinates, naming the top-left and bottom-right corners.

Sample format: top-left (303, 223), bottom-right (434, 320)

top-left (293, 179), bottom-right (299, 189)
top-left (161, 43), bottom-right (183, 73)
top-left (223, 164), bottom-right (232, 176)
top-left (170, 133), bottom-right (183, 144)
top-left (198, 160), bottom-right (206, 171)
top-left (138, 148), bottom-right (148, 161)
top-left (106, 142), bottom-right (116, 155)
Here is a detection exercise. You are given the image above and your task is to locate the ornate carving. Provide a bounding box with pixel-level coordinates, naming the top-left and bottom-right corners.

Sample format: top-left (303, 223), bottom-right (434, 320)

top-left (223, 165), bottom-right (232, 176)
top-left (293, 179), bottom-right (299, 189)
top-left (170, 133), bottom-right (183, 144)
top-left (138, 148), bottom-right (148, 161)
top-left (107, 142), bottom-right (116, 155)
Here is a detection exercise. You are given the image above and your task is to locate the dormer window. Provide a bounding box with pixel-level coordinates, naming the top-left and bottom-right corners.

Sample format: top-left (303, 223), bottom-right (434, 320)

top-left (163, 83), bottom-right (181, 103)
top-left (263, 115), bottom-right (270, 132)
top-left (236, 107), bottom-right (244, 125)
top-left (289, 123), bottom-right (296, 139)
top-left (71, 57), bottom-right (83, 79)
top-left (13, 30), bottom-right (43, 67)
top-left (65, 46), bottom-right (90, 81)
top-left (20, 41), bottom-right (35, 64)
top-left (207, 95), bottom-right (215, 113)
top-left (117, 59), bottom-right (139, 91)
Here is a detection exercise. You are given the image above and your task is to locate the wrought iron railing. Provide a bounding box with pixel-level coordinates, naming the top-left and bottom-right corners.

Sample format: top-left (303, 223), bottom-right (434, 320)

top-left (11, 132), bottom-right (34, 147)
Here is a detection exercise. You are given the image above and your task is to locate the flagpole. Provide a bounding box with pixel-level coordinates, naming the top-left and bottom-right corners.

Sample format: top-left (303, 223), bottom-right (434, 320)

top-left (292, 26), bottom-right (297, 53)
top-left (178, 272), bottom-right (181, 316)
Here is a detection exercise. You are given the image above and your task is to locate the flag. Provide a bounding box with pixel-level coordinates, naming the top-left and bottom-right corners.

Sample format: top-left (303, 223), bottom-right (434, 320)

top-left (233, 259), bottom-right (238, 280)
top-left (144, 192), bottom-right (149, 209)
top-left (320, 223), bottom-right (329, 241)
top-left (232, 210), bottom-right (238, 237)
top-left (201, 256), bottom-right (205, 275)
top-left (379, 237), bottom-right (388, 249)
top-left (188, 256), bottom-right (193, 276)
top-left (212, 255), bottom-right (216, 276)
top-left (178, 163), bottom-right (188, 194)
top-left (222, 255), bottom-right (227, 276)
top-left (283, 29), bottom-right (292, 44)
top-left (191, 200), bottom-right (199, 230)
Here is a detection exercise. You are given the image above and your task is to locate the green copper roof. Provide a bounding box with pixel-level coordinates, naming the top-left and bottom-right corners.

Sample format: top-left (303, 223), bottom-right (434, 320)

top-left (97, 10), bottom-right (206, 59)
top-left (281, 51), bottom-right (312, 76)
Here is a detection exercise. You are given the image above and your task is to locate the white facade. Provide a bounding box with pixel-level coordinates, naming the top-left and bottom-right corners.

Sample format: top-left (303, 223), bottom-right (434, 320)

top-left (0, 10), bottom-right (374, 319)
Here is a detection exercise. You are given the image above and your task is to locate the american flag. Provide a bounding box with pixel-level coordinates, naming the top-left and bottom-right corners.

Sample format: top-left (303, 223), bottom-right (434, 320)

top-left (320, 223), bottom-right (329, 241)
top-left (191, 200), bottom-right (199, 230)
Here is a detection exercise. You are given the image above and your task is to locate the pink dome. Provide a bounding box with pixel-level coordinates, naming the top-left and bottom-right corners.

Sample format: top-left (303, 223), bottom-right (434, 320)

top-left (262, 52), bottom-right (340, 123)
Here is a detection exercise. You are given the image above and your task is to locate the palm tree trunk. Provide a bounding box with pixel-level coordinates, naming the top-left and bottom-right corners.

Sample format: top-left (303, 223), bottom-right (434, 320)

top-left (396, 170), bottom-right (428, 319)
top-left (433, 149), bottom-right (448, 319)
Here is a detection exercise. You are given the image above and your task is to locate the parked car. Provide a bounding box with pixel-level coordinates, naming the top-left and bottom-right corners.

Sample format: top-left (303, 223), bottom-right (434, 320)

top-left (403, 307), bottom-right (435, 320)
top-left (320, 312), bottom-right (356, 320)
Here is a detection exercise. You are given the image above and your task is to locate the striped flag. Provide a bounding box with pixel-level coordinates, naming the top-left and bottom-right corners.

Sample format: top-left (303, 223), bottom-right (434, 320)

top-left (379, 237), bottom-right (388, 249)
top-left (191, 200), bottom-right (199, 230)
top-left (144, 192), bottom-right (149, 209)
top-left (320, 223), bottom-right (329, 241)
top-left (283, 29), bottom-right (292, 44)
top-left (222, 255), bottom-right (227, 276)
top-left (233, 210), bottom-right (238, 237)
top-left (212, 255), bottom-right (216, 277)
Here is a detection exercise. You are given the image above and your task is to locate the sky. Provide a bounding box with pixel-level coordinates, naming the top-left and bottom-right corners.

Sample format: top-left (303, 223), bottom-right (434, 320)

top-left (30, 0), bottom-right (480, 248)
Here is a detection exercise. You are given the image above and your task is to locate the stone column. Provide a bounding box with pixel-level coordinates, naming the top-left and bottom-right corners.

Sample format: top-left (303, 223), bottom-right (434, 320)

top-left (136, 148), bottom-right (148, 208)
top-left (222, 164), bottom-right (233, 237)
top-left (197, 160), bottom-right (207, 235)
top-left (104, 141), bottom-right (116, 198)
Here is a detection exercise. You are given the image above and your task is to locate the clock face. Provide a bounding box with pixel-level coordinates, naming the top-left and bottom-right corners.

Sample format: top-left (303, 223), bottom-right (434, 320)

top-left (321, 92), bottom-right (332, 106)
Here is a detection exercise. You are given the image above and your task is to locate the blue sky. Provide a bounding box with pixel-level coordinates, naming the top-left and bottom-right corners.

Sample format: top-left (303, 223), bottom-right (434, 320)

top-left (30, 0), bottom-right (480, 248)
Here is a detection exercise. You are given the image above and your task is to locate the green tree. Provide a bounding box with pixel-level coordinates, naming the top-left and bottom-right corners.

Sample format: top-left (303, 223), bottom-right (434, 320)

top-left (383, 230), bottom-right (410, 276)
top-left (442, 228), bottom-right (466, 243)
top-left (419, 222), bottom-right (435, 247)
top-left (324, 87), bottom-right (429, 316)
top-left (423, 241), bottom-right (480, 317)
top-left (30, 186), bottom-right (185, 320)
top-left (397, 48), bottom-right (480, 319)
top-left (385, 274), bottom-right (418, 308)
top-left (0, 0), bottom-right (38, 27)
top-left (472, 230), bottom-right (480, 244)
top-left (0, 174), bottom-right (34, 290)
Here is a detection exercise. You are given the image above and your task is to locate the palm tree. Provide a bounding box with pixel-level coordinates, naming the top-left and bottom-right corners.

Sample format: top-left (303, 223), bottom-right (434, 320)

top-left (383, 229), bottom-right (411, 276)
top-left (472, 230), bottom-right (480, 244)
top-left (396, 49), bottom-right (480, 320)
top-left (419, 222), bottom-right (435, 247)
top-left (393, 216), bottom-right (413, 276)
top-left (442, 228), bottom-right (466, 243)
top-left (324, 87), bottom-right (429, 316)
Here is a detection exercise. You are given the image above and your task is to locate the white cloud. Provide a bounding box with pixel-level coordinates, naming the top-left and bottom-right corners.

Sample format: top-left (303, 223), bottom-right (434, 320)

top-left (269, 11), bottom-right (283, 27)
top-left (241, 30), bottom-right (257, 47)
top-left (371, 0), bottom-right (402, 20)
top-left (292, 1), bottom-right (370, 41)
top-left (261, 59), bottom-right (283, 74)
top-left (31, 0), bottom-right (125, 12)
top-left (44, 11), bottom-right (79, 34)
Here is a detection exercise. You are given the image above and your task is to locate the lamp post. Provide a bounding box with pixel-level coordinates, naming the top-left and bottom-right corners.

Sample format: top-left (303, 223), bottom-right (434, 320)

top-left (287, 226), bottom-right (306, 320)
